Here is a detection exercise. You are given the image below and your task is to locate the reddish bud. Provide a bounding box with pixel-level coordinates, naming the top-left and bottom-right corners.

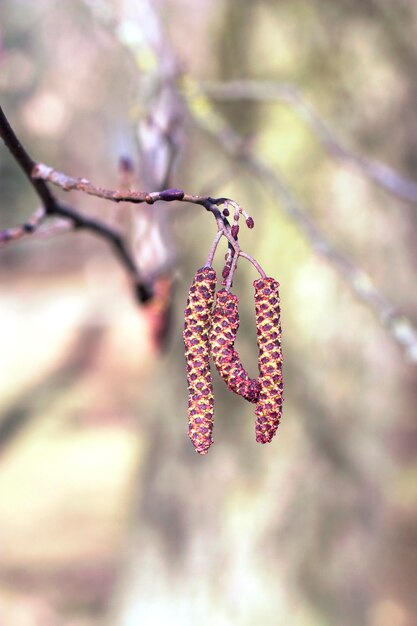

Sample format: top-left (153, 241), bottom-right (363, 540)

top-left (231, 225), bottom-right (239, 238)
top-left (246, 217), bottom-right (254, 229)
top-left (223, 208), bottom-right (230, 217)
top-left (119, 155), bottom-right (134, 173)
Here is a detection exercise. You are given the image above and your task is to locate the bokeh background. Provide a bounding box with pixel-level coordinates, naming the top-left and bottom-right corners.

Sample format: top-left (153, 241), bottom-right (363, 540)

top-left (1, 1), bottom-right (417, 625)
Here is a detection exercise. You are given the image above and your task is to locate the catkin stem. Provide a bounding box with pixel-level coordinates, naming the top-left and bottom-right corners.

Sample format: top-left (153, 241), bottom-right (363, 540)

top-left (239, 251), bottom-right (267, 278)
top-left (206, 230), bottom-right (224, 267)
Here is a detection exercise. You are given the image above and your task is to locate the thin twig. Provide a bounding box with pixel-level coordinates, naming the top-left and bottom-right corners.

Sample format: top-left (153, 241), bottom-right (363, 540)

top-left (32, 161), bottom-right (229, 211)
top-left (0, 104), bottom-right (252, 302)
top-left (204, 80), bottom-right (417, 205)
top-left (225, 247), bottom-right (239, 291)
top-left (0, 207), bottom-right (46, 244)
top-left (32, 162), bottom-right (150, 203)
top-left (35, 219), bottom-right (73, 239)
top-left (239, 251), bottom-right (266, 278)
top-left (31, 162), bottom-right (243, 244)
top-left (205, 230), bottom-right (224, 267)
top-left (0, 105), bottom-right (148, 302)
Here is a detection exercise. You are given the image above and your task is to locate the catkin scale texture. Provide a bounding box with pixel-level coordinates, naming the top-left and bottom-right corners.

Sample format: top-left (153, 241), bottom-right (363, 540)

top-left (210, 289), bottom-right (260, 403)
top-left (254, 277), bottom-right (284, 443)
top-left (183, 267), bottom-right (216, 454)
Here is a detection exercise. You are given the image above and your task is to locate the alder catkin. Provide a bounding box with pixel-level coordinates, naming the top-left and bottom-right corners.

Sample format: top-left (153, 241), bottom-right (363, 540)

top-left (210, 289), bottom-right (260, 403)
top-left (254, 277), bottom-right (284, 443)
top-left (183, 266), bottom-right (217, 454)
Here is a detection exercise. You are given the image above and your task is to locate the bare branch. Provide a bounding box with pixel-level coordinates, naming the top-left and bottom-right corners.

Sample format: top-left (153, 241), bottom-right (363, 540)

top-left (0, 104), bottom-right (253, 304)
top-left (184, 82), bottom-right (417, 361)
top-left (0, 104), bottom-right (153, 302)
top-left (0, 106), bottom-right (57, 213)
top-left (0, 207), bottom-right (46, 244)
top-left (32, 162), bottom-right (150, 203)
top-left (204, 80), bottom-right (417, 205)
top-left (31, 161), bottom-right (230, 212)
top-left (35, 219), bottom-right (73, 239)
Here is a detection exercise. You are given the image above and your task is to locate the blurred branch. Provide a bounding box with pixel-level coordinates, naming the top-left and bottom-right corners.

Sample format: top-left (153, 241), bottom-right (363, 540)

top-left (83, 0), bottom-right (186, 291)
top-left (35, 219), bottom-right (74, 239)
top-left (183, 80), bottom-right (417, 362)
top-left (204, 80), bottom-right (417, 205)
top-left (0, 324), bottom-right (105, 453)
top-left (0, 206), bottom-right (46, 244)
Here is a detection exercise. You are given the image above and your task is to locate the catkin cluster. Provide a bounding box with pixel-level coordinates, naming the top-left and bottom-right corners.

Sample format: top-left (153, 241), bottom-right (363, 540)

top-left (183, 266), bottom-right (284, 454)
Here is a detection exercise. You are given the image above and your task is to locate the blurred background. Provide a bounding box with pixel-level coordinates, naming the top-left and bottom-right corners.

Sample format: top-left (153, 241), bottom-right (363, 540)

top-left (1, 1), bottom-right (417, 625)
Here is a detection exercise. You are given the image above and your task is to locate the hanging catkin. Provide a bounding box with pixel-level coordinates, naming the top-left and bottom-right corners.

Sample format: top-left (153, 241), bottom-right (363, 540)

top-left (183, 266), bottom-right (217, 454)
top-left (254, 277), bottom-right (284, 443)
top-left (210, 288), bottom-right (260, 403)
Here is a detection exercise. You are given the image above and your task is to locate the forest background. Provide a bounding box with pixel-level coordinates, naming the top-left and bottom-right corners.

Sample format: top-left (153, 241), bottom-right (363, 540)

top-left (0, 1), bottom-right (417, 625)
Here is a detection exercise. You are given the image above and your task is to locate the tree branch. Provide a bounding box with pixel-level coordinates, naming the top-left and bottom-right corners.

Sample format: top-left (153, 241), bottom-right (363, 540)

top-left (31, 161), bottom-right (228, 210)
top-left (0, 104), bottom-right (257, 302)
top-left (203, 80), bottom-right (417, 205)
top-left (0, 106), bottom-right (56, 212)
top-left (0, 207), bottom-right (46, 244)
top-left (0, 104), bottom-right (155, 302)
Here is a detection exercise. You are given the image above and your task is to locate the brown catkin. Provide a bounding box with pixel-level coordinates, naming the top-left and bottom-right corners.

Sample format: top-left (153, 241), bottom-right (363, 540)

top-left (183, 266), bottom-right (217, 454)
top-left (210, 289), bottom-right (260, 403)
top-left (254, 277), bottom-right (284, 443)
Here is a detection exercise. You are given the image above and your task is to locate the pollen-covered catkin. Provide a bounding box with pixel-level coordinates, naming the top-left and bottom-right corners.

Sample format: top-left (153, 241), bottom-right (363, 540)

top-left (183, 267), bottom-right (217, 454)
top-left (210, 289), bottom-right (260, 403)
top-left (254, 277), bottom-right (284, 443)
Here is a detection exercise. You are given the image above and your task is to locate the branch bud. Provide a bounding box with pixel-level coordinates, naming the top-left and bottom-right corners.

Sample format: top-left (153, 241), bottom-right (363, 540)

top-left (158, 188), bottom-right (185, 201)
